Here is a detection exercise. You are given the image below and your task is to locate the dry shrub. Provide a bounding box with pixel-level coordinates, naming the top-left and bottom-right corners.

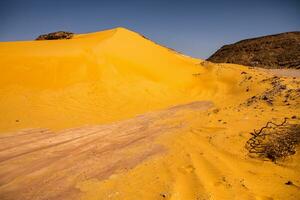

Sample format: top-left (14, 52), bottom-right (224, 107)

top-left (246, 118), bottom-right (300, 162)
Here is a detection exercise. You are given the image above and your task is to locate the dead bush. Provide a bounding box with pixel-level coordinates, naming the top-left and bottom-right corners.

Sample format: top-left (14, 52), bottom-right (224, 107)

top-left (246, 118), bottom-right (300, 162)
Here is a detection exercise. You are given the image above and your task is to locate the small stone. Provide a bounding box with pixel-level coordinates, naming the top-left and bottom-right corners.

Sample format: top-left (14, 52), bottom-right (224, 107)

top-left (280, 85), bottom-right (287, 90)
top-left (160, 193), bottom-right (167, 198)
top-left (285, 181), bottom-right (293, 185)
top-left (213, 108), bottom-right (220, 114)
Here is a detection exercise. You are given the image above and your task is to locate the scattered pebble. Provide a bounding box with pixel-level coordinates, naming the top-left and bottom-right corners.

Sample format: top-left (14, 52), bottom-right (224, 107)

top-left (160, 193), bottom-right (168, 198)
top-left (285, 181), bottom-right (293, 186)
top-left (213, 108), bottom-right (220, 114)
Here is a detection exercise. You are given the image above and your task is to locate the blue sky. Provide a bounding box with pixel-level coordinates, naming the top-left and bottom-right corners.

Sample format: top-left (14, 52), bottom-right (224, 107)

top-left (0, 0), bottom-right (299, 58)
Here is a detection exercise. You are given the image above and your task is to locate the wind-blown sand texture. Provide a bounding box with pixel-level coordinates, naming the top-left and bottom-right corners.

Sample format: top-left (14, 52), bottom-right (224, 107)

top-left (0, 28), bottom-right (299, 200)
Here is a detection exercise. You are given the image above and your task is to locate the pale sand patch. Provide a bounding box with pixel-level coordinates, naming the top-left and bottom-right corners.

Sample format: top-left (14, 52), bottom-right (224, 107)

top-left (263, 69), bottom-right (300, 78)
top-left (0, 101), bottom-right (212, 200)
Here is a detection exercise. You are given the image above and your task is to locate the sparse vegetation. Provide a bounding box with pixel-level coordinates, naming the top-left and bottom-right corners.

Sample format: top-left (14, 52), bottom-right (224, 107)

top-left (246, 118), bottom-right (300, 162)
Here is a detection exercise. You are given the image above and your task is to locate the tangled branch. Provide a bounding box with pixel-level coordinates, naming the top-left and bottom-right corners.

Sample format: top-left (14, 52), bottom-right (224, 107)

top-left (246, 118), bottom-right (300, 162)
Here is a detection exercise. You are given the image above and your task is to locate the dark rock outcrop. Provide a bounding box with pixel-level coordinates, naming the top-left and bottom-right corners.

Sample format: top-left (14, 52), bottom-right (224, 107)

top-left (36, 31), bottom-right (74, 40)
top-left (207, 32), bottom-right (300, 69)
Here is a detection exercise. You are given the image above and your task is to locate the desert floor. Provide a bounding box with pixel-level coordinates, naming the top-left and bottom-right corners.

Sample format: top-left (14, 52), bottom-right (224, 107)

top-left (0, 28), bottom-right (299, 200)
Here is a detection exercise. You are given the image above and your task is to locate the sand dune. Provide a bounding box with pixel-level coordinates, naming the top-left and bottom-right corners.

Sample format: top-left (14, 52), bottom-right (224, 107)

top-left (0, 28), bottom-right (299, 199)
top-left (0, 27), bottom-right (206, 133)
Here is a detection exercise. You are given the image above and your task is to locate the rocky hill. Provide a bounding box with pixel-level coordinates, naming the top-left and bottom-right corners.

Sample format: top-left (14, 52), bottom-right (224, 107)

top-left (36, 31), bottom-right (74, 40)
top-left (207, 32), bottom-right (300, 69)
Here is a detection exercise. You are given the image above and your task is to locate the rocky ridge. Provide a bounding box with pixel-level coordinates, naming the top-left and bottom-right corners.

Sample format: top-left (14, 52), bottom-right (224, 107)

top-left (208, 32), bottom-right (300, 69)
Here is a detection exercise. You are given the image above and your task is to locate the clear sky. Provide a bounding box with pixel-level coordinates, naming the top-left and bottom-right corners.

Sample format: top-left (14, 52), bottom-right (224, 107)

top-left (0, 0), bottom-right (299, 58)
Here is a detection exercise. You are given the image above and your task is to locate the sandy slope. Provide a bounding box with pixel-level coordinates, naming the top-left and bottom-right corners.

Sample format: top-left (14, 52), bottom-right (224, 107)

top-left (77, 67), bottom-right (300, 200)
top-left (0, 28), bottom-right (299, 200)
top-left (0, 27), bottom-right (203, 133)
